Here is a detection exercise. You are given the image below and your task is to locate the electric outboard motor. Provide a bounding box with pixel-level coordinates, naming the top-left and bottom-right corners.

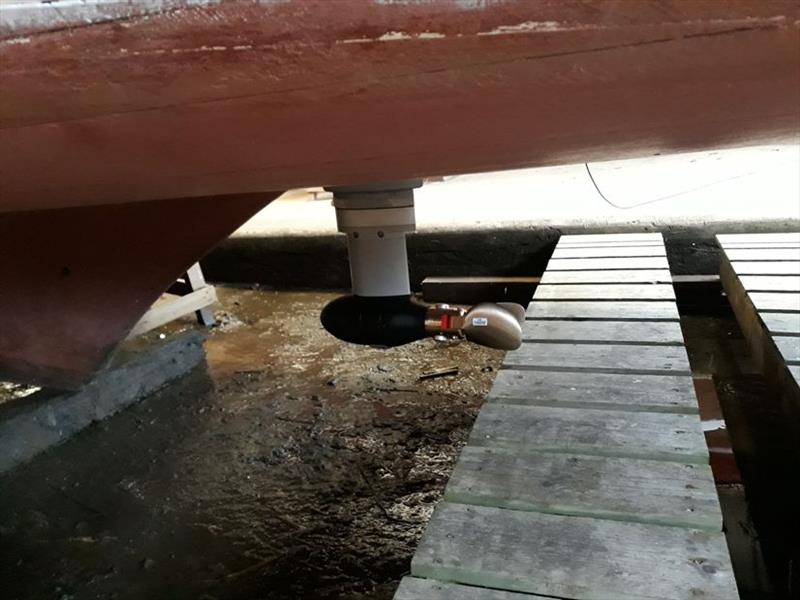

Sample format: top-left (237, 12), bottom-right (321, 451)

top-left (321, 181), bottom-right (524, 351)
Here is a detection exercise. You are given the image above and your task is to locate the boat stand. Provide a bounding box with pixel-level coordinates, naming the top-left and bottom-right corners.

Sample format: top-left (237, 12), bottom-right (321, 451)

top-left (127, 263), bottom-right (217, 338)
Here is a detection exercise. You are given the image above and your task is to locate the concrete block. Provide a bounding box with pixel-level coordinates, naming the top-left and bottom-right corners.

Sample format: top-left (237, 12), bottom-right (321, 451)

top-left (0, 331), bottom-right (205, 474)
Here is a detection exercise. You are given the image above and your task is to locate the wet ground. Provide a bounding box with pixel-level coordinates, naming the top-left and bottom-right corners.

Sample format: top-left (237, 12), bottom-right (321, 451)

top-left (0, 287), bottom-right (503, 600)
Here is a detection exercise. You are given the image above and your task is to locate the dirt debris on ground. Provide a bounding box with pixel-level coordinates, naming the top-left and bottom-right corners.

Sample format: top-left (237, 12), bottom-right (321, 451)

top-left (0, 287), bottom-right (503, 600)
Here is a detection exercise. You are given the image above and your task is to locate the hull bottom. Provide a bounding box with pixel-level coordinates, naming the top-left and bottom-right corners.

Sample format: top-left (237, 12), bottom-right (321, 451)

top-left (0, 193), bottom-right (279, 389)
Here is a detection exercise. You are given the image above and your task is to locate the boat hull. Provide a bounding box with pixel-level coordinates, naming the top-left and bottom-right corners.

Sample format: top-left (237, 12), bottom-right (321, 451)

top-left (0, 0), bottom-right (798, 387)
top-left (0, 194), bottom-right (278, 388)
top-left (1, 0), bottom-right (798, 213)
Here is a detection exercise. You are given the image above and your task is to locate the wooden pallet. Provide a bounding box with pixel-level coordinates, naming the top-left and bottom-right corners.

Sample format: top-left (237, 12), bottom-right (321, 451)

top-left (396, 233), bottom-right (737, 600)
top-left (717, 233), bottom-right (800, 415)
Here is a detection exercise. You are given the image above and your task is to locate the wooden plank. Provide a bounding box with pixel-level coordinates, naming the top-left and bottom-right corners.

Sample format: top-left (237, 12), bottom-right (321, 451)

top-left (411, 503), bottom-right (737, 600)
top-left (730, 261), bottom-right (800, 275)
top-left (719, 242), bottom-right (800, 249)
top-left (775, 336), bottom-right (800, 364)
top-left (534, 283), bottom-right (675, 300)
top-left (719, 254), bottom-right (800, 418)
top-left (127, 286), bottom-right (217, 338)
top-left (470, 404), bottom-right (708, 462)
top-left (527, 300), bottom-right (679, 321)
top-left (421, 276), bottom-right (539, 306)
top-left (724, 248), bottom-right (800, 261)
top-left (790, 365), bottom-right (800, 384)
top-left (748, 292), bottom-right (800, 312)
top-left (540, 269), bottom-right (671, 284)
top-left (185, 263), bottom-right (216, 326)
top-left (551, 241), bottom-right (665, 248)
top-left (422, 276), bottom-right (539, 284)
top-left (445, 446), bottom-right (722, 530)
top-left (185, 263), bottom-right (209, 288)
top-left (551, 246), bottom-right (666, 259)
top-left (739, 275), bottom-right (800, 292)
top-left (489, 369), bottom-right (698, 413)
top-left (558, 233), bottom-right (663, 244)
top-left (505, 342), bottom-right (690, 374)
top-left (395, 578), bottom-right (544, 600)
top-left (547, 256), bottom-right (670, 271)
top-left (761, 312), bottom-right (800, 335)
top-left (672, 274), bottom-right (720, 284)
top-left (717, 233), bottom-right (800, 244)
top-left (522, 319), bottom-right (683, 344)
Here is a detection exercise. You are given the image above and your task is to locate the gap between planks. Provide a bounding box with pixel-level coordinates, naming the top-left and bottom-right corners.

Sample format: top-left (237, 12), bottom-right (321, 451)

top-left (395, 578), bottom-right (549, 600)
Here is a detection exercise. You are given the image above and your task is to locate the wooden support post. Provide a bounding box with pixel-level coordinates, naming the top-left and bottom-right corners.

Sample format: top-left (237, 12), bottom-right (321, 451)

top-left (184, 263), bottom-right (216, 326)
top-left (127, 263), bottom-right (217, 338)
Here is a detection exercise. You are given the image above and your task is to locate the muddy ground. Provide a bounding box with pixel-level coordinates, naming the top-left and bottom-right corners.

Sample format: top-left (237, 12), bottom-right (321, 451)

top-left (0, 288), bottom-right (503, 600)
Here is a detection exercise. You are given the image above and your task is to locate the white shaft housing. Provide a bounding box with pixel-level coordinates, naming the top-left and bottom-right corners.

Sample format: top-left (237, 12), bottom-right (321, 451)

top-left (333, 187), bottom-right (416, 297)
top-left (346, 232), bottom-right (410, 297)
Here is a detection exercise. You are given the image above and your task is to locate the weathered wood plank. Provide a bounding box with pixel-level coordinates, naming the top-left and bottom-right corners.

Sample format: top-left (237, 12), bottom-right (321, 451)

top-left (395, 578), bottom-right (544, 600)
top-left (533, 283), bottom-right (675, 301)
top-left (748, 292), bottom-right (800, 312)
top-left (470, 404), bottom-right (707, 462)
top-left (719, 253), bottom-right (800, 419)
top-left (489, 369), bottom-right (698, 413)
top-left (552, 240), bottom-right (665, 248)
top-left (411, 503), bottom-right (737, 600)
top-left (540, 269), bottom-right (671, 284)
top-left (527, 300), bottom-right (679, 321)
top-left (558, 233), bottom-right (663, 244)
top-left (761, 312), bottom-right (800, 335)
top-left (718, 233), bottom-right (800, 244)
top-left (739, 275), bottom-right (800, 292)
top-left (506, 342), bottom-right (691, 374)
top-left (127, 286), bottom-right (217, 338)
top-left (551, 246), bottom-right (666, 259)
top-left (547, 256), bottom-right (670, 271)
top-left (730, 261), bottom-right (800, 275)
top-left (522, 319), bottom-right (684, 344)
top-left (774, 336), bottom-right (800, 364)
top-left (421, 276), bottom-right (539, 306)
top-left (724, 248), bottom-right (800, 262)
top-left (445, 446), bottom-right (722, 530)
top-left (790, 365), bottom-right (800, 384)
top-left (720, 242), bottom-right (800, 249)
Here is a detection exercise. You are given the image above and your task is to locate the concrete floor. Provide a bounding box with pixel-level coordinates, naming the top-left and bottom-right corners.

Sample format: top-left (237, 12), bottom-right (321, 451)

top-left (234, 144), bottom-right (800, 237)
top-left (202, 144), bottom-right (800, 291)
top-left (0, 287), bottom-right (503, 600)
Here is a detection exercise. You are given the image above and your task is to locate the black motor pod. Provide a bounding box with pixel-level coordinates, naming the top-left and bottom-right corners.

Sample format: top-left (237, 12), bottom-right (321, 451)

top-left (320, 295), bottom-right (427, 347)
